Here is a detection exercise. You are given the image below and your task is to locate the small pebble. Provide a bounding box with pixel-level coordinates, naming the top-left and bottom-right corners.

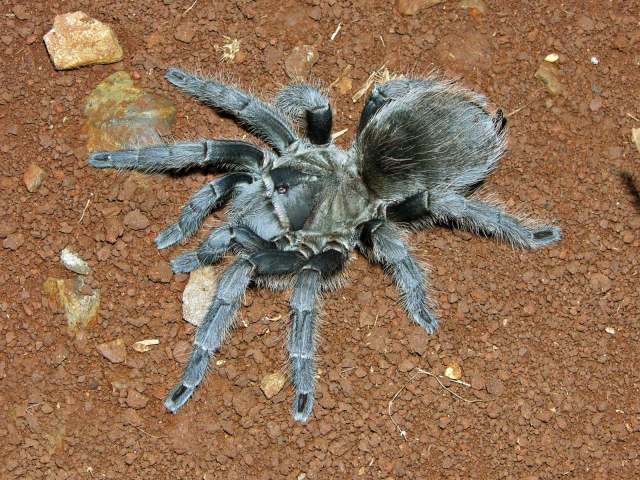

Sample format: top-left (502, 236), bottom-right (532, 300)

top-left (97, 338), bottom-right (126, 363)
top-left (60, 247), bottom-right (91, 275)
top-left (23, 163), bottom-right (46, 192)
top-left (260, 372), bottom-right (286, 399)
top-left (444, 363), bottom-right (462, 380)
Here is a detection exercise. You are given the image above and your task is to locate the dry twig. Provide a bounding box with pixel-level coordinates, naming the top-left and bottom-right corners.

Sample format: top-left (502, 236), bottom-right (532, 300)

top-left (387, 367), bottom-right (486, 441)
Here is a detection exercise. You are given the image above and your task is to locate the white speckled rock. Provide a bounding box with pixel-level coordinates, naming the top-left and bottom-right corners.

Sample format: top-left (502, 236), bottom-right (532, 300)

top-left (60, 247), bottom-right (91, 275)
top-left (182, 266), bottom-right (217, 327)
top-left (44, 11), bottom-right (123, 70)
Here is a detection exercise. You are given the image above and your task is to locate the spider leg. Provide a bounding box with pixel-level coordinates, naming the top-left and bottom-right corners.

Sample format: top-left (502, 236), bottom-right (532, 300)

top-left (165, 257), bottom-right (254, 412)
top-left (169, 225), bottom-right (279, 273)
top-left (88, 139), bottom-right (264, 173)
top-left (289, 249), bottom-right (346, 422)
top-left (155, 173), bottom-right (253, 249)
top-left (165, 249), bottom-right (307, 413)
top-left (360, 221), bottom-right (438, 334)
top-left (165, 68), bottom-right (297, 154)
top-left (275, 85), bottom-right (332, 145)
top-left (389, 191), bottom-right (562, 249)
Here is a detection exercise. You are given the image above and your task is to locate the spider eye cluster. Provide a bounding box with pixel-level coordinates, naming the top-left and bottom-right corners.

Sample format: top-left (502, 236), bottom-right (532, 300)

top-left (276, 184), bottom-right (289, 194)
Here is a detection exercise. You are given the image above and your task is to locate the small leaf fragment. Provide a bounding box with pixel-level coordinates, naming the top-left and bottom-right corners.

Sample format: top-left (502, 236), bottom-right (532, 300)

top-left (133, 339), bottom-right (160, 353)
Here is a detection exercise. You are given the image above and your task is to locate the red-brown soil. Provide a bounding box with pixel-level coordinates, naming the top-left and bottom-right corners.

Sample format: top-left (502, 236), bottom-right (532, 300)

top-left (1, 1), bottom-right (640, 479)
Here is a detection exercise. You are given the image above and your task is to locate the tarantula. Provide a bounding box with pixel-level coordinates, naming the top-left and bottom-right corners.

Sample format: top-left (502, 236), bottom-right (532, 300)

top-left (89, 67), bottom-right (561, 422)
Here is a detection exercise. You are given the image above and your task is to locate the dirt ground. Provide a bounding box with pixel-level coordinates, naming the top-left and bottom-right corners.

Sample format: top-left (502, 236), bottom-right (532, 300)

top-left (2, 1), bottom-right (640, 479)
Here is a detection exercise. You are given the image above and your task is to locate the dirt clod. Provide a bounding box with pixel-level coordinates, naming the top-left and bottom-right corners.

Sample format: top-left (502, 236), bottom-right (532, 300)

top-left (148, 261), bottom-right (173, 283)
top-left (123, 210), bottom-right (150, 230)
top-left (284, 45), bottom-right (318, 80)
top-left (126, 389), bottom-right (149, 409)
top-left (174, 22), bottom-right (197, 43)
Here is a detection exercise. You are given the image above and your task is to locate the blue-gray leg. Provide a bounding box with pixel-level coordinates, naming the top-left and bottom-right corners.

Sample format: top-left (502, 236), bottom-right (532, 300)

top-left (155, 173), bottom-right (253, 249)
top-left (165, 247), bottom-right (309, 413)
top-left (165, 68), bottom-right (297, 154)
top-left (169, 225), bottom-right (278, 273)
top-left (289, 249), bottom-right (346, 422)
top-left (170, 225), bottom-right (233, 273)
top-left (275, 85), bottom-right (332, 145)
top-left (88, 139), bottom-right (264, 172)
top-left (428, 192), bottom-right (562, 249)
top-left (289, 269), bottom-right (321, 422)
top-left (165, 257), bottom-right (254, 412)
top-left (362, 221), bottom-right (438, 334)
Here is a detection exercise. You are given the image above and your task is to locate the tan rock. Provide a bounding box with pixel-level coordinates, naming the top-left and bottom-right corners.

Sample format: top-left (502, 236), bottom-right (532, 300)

top-left (43, 277), bottom-right (100, 332)
top-left (44, 11), bottom-right (123, 70)
top-left (97, 338), bottom-right (126, 363)
top-left (397, 0), bottom-right (443, 16)
top-left (260, 372), bottom-right (286, 399)
top-left (23, 163), bottom-right (46, 192)
top-left (444, 362), bottom-right (463, 380)
top-left (535, 63), bottom-right (564, 96)
top-left (336, 76), bottom-right (353, 95)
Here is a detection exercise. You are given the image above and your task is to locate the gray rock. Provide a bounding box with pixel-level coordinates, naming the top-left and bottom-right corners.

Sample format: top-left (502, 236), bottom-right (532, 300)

top-left (182, 266), bottom-right (218, 326)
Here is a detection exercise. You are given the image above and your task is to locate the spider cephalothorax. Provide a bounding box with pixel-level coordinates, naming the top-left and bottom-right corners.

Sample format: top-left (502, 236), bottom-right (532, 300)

top-left (89, 68), bottom-right (561, 422)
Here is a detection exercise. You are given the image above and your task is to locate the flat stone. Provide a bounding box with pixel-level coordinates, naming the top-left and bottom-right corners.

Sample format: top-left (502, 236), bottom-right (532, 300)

top-left (12, 5), bottom-right (31, 20)
top-left (182, 266), bottom-right (217, 326)
top-left (436, 30), bottom-right (492, 74)
top-left (44, 11), bottom-right (123, 70)
top-left (23, 163), bottom-right (46, 192)
top-left (84, 71), bottom-right (176, 152)
top-left (104, 217), bottom-right (123, 243)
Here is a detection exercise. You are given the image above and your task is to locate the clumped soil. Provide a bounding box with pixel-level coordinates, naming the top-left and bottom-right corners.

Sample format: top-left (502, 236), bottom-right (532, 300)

top-left (2, 1), bottom-right (640, 479)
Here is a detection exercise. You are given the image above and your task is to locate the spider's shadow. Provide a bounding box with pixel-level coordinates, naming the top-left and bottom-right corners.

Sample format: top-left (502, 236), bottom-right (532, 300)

top-left (620, 171), bottom-right (640, 212)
